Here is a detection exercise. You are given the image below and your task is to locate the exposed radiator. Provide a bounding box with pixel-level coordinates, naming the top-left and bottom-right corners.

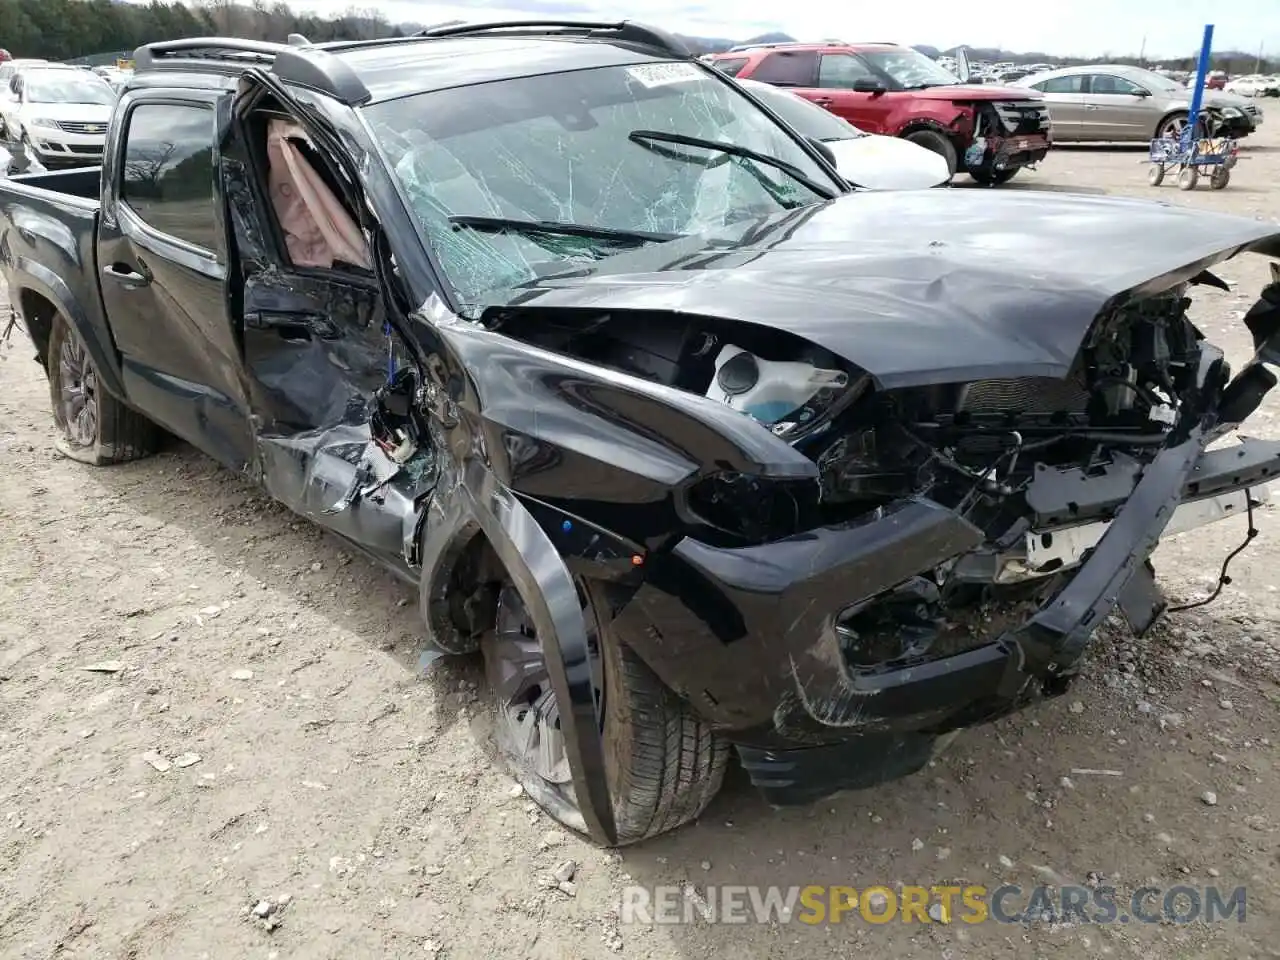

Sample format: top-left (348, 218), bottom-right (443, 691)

top-left (957, 377), bottom-right (1091, 414)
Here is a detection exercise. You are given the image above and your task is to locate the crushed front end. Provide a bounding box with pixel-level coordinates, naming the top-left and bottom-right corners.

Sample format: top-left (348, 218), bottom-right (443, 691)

top-left (962, 99), bottom-right (1053, 179)
top-left (612, 277), bottom-right (1280, 806)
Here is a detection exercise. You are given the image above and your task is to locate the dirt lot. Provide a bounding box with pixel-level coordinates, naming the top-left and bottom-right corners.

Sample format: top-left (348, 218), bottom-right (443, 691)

top-left (3, 127), bottom-right (1280, 960)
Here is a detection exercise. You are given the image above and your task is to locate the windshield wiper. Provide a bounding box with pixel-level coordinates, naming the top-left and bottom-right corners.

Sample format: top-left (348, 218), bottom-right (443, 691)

top-left (449, 215), bottom-right (680, 245)
top-left (628, 130), bottom-right (837, 200)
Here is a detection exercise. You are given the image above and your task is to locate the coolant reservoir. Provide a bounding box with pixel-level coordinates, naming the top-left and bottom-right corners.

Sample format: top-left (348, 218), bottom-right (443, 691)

top-left (705, 345), bottom-right (848, 426)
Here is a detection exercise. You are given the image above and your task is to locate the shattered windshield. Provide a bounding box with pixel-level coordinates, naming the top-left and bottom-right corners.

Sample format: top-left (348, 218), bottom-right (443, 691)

top-left (364, 61), bottom-right (840, 313)
top-left (859, 49), bottom-right (961, 89)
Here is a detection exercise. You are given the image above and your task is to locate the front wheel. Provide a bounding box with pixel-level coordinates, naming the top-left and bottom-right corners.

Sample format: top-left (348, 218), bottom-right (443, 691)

top-left (970, 166), bottom-right (1019, 186)
top-left (903, 129), bottom-right (958, 178)
top-left (46, 315), bottom-right (156, 465)
top-left (1177, 165), bottom-right (1199, 191)
top-left (482, 580), bottom-right (728, 846)
top-left (1210, 166), bottom-right (1231, 190)
top-left (1156, 112), bottom-right (1209, 141)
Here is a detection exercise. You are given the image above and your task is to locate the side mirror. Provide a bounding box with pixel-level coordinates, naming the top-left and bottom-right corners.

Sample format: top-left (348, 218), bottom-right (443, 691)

top-left (852, 78), bottom-right (887, 94)
top-left (1135, 88), bottom-right (1152, 98)
top-left (807, 137), bottom-right (837, 167)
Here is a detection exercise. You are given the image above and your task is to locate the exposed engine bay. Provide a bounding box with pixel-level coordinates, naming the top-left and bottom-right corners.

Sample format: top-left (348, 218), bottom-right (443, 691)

top-left (487, 282), bottom-right (1254, 673)
top-left (491, 284), bottom-right (1205, 534)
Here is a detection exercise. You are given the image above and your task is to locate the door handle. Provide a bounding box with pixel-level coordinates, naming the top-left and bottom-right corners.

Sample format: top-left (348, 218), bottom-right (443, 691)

top-left (244, 311), bottom-right (340, 340)
top-left (1084, 104), bottom-right (1098, 110)
top-left (102, 263), bottom-right (151, 288)
top-left (812, 97), bottom-right (834, 107)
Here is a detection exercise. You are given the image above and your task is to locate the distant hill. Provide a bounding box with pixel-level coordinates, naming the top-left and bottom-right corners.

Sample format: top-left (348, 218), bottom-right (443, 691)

top-left (664, 31), bottom-right (797, 55)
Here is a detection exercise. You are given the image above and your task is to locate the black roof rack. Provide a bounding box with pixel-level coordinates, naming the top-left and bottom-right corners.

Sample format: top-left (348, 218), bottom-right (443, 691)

top-left (131, 37), bottom-right (372, 104)
top-left (412, 19), bottom-right (690, 59)
top-left (131, 21), bottom-right (690, 105)
top-left (133, 37), bottom-right (288, 68)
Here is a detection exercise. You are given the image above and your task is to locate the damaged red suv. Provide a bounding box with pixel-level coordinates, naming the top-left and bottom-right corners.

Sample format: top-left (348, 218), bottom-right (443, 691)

top-left (712, 42), bottom-right (1052, 185)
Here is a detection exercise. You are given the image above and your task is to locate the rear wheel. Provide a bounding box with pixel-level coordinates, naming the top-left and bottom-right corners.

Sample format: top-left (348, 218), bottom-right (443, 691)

top-left (903, 129), bottom-right (957, 178)
top-left (46, 315), bottom-right (156, 465)
top-left (1148, 164), bottom-right (1165, 186)
top-left (1209, 166), bottom-right (1231, 190)
top-left (1177, 165), bottom-right (1199, 191)
top-left (482, 580), bottom-right (728, 845)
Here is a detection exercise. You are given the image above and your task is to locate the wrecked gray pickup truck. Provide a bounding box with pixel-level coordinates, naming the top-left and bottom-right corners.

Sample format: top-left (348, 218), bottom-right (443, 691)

top-left (3, 24), bottom-right (1280, 847)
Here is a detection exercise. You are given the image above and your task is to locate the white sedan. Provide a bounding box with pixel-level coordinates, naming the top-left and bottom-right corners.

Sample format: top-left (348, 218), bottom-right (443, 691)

top-left (1225, 75), bottom-right (1280, 98)
top-left (0, 67), bottom-right (115, 166)
top-left (735, 78), bottom-right (952, 189)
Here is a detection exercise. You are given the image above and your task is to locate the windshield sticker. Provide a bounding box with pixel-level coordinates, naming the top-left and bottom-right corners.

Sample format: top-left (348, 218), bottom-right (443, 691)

top-left (626, 63), bottom-right (702, 88)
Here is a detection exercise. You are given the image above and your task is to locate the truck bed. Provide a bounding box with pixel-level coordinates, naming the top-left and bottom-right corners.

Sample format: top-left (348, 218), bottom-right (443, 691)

top-left (0, 168), bottom-right (112, 388)
top-left (2, 166), bottom-right (101, 203)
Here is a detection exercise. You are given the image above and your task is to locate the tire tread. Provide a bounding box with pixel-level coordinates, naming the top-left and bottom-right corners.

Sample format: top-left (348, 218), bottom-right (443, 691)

top-left (608, 640), bottom-right (730, 844)
top-left (47, 316), bottom-right (156, 465)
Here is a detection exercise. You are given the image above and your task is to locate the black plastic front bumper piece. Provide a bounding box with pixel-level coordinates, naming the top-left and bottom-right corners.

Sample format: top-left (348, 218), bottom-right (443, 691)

top-left (624, 394), bottom-right (1280, 805)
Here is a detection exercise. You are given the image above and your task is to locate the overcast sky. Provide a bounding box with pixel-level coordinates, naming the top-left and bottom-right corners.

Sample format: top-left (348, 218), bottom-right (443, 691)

top-left (289, 1), bottom-right (1276, 60)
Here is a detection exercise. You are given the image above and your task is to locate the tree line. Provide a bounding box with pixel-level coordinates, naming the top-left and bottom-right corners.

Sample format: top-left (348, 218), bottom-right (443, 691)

top-left (0, 0), bottom-right (1274, 76)
top-left (0, 0), bottom-right (403, 62)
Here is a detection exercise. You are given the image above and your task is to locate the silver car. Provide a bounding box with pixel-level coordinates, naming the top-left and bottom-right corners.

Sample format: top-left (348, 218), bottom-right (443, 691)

top-left (1020, 64), bottom-right (1262, 141)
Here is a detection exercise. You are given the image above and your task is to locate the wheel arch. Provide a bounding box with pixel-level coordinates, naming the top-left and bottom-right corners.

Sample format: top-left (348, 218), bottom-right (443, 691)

top-left (899, 117), bottom-right (959, 142)
top-left (8, 263), bottom-right (127, 398)
top-left (416, 460), bottom-right (630, 844)
top-left (17, 287), bottom-right (57, 369)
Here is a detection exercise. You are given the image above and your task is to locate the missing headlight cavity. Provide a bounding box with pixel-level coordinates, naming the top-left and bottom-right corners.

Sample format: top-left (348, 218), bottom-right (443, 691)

top-left (705, 344), bottom-right (849, 436)
top-left (487, 305), bottom-right (864, 438)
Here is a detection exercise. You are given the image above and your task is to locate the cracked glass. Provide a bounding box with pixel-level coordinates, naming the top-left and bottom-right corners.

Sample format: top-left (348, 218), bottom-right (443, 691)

top-left (363, 61), bottom-right (840, 314)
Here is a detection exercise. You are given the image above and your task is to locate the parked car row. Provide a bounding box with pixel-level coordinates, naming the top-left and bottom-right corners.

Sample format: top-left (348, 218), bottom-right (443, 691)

top-left (707, 40), bottom-right (1266, 184)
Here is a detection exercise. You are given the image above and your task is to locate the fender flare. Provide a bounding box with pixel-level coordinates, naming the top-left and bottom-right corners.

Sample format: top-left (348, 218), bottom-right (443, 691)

top-left (10, 256), bottom-right (127, 399)
top-left (417, 457), bottom-right (617, 845)
top-left (898, 118), bottom-right (959, 141)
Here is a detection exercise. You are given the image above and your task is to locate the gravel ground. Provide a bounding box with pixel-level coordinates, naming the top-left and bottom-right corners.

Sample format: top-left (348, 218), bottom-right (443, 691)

top-left (2, 127), bottom-right (1280, 960)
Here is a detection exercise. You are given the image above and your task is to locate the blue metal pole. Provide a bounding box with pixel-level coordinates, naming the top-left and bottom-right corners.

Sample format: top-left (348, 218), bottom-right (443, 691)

top-left (1184, 24), bottom-right (1214, 151)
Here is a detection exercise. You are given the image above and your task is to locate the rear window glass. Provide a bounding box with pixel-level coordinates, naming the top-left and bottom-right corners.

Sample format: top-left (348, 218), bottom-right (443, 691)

top-left (749, 51), bottom-right (817, 87)
top-left (711, 58), bottom-right (750, 77)
top-left (1037, 75), bottom-right (1086, 94)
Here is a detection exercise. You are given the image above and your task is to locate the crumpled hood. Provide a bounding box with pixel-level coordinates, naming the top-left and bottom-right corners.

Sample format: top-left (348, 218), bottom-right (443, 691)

top-left (501, 189), bottom-right (1280, 389)
top-left (1202, 90), bottom-right (1257, 111)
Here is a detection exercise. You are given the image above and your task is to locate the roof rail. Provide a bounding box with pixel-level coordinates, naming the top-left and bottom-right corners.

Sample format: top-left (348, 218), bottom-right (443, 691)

top-left (132, 36), bottom-right (372, 105)
top-left (133, 37), bottom-right (289, 70)
top-left (725, 41), bottom-right (847, 53)
top-left (412, 19), bottom-right (690, 59)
